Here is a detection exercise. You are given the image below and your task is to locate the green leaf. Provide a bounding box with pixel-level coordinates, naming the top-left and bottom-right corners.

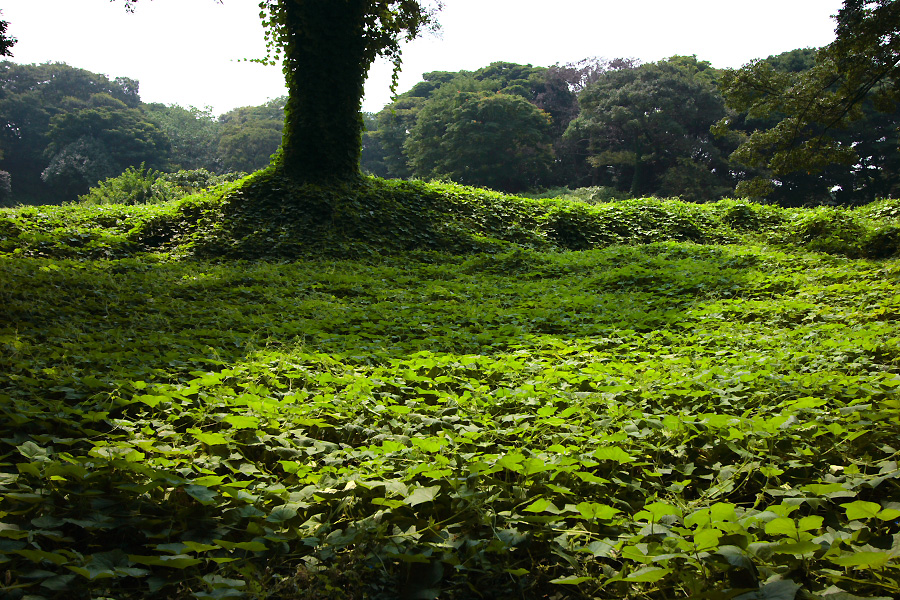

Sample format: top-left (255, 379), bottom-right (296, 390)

top-left (550, 575), bottom-right (592, 585)
top-left (223, 415), bottom-right (259, 429)
top-left (734, 579), bottom-right (801, 600)
top-left (404, 485), bottom-right (441, 507)
top-left (592, 447), bottom-right (634, 463)
top-left (693, 528), bottom-right (722, 551)
top-left (192, 431), bottom-right (229, 446)
top-left (266, 503), bottom-right (301, 523)
top-left (523, 498), bottom-right (559, 514)
top-left (830, 551), bottom-right (896, 569)
top-left (129, 554), bottom-right (204, 568)
top-left (843, 500), bottom-right (882, 521)
top-left (623, 566), bottom-right (672, 582)
top-left (575, 502), bottom-right (619, 520)
top-left (185, 485), bottom-right (218, 505)
top-left (764, 517), bottom-right (797, 537)
top-left (772, 540), bottom-right (821, 556)
top-left (212, 540), bottom-right (267, 552)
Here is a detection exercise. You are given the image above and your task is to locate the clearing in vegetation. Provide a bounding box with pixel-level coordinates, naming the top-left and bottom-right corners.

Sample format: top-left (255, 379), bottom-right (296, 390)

top-left (1, 174), bottom-right (899, 599)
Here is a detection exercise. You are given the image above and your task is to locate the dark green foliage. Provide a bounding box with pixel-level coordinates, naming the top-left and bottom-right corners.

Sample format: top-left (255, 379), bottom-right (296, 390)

top-left (406, 91), bottom-right (554, 192)
top-left (717, 1), bottom-right (900, 204)
top-left (2, 176), bottom-right (898, 262)
top-left (77, 165), bottom-right (246, 207)
top-left (0, 169), bottom-right (11, 205)
top-left (0, 224), bottom-right (898, 599)
top-left (371, 61), bottom-right (580, 188)
top-left (0, 10), bottom-right (15, 57)
top-left (566, 55), bottom-right (734, 201)
top-left (217, 98), bottom-right (285, 174)
top-left (143, 103), bottom-right (223, 173)
top-left (0, 62), bottom-right (152, 204)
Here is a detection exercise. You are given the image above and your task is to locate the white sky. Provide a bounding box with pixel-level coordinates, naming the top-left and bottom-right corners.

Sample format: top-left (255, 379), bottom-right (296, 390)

top-left (2, 0), bottom-right (844, 116)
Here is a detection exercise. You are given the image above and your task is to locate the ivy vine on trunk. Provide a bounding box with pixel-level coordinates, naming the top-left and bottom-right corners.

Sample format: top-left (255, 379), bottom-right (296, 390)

top-left (119, 0), bottom-right (440, 184)
top-left (259, 0), bottom-right (441, 184)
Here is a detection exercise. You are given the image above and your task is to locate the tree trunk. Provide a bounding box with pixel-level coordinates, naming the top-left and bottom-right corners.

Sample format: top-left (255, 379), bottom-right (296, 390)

top-left (281, 0), bottom-right (368, 183)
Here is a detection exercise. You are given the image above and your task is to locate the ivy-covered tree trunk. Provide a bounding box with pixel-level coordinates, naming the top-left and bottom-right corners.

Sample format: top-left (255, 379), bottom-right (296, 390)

top-left (280, 0), bottom-right (369, 183)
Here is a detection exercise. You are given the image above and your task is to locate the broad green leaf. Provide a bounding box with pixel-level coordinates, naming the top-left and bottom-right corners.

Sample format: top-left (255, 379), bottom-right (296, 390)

top-left (183, 541), bottom-right (219, 553)
top-left (734, 579), bottom-right (801, 600)
top-left (523, 498), bottom-right (559, 514)
top-left (192, 432), bottom-right (229, 446)
top-left (404, 485), bottom-right (441, 507)
top-left (830, 551), bottom-right (896, 569)
top-left (637, 501), bottom-right (682, 521)
top-left (128, 554), bottom-right (204, 568)
top-left (797, 515), bottom-right (823, 532)
top-left (843, 500), bottom-right (882, 521)
top-left (212, 540), bottom-right (267, 552)
top-left (223, 415), bottom-right (259, 429)
top-left (185, 485), bottom-right (218, 505)
top-left (575, 502), bottom-right (619, 520)
top-left (624, 566), bottom-right (672, 582)
top-left (266, 503), bottom-right (300, 523)
top-left (693, 528), bottom-right (722, 551)
top-left (772, 540), bottom-right (821, 556)
top-left (764, 517), bottom-right (797, 537)
top-left (592, 447), bottom-right (634, 463)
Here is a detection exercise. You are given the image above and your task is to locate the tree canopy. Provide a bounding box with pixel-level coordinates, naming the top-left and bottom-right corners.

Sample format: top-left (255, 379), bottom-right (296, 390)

top-left (0, 10), bottom-right (15, 57)
top-left (716, 0), bottom-right (900, 202)
top-left (117, 0), bottom-right (440, 185)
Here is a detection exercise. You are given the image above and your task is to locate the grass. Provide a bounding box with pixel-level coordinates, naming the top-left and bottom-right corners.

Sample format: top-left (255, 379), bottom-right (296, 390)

top-left (0, 176), bottom-right (899, 599)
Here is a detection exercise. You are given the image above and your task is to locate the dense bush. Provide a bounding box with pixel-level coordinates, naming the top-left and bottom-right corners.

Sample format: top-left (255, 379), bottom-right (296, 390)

top-left (77, 165), bottom-right (247, 206)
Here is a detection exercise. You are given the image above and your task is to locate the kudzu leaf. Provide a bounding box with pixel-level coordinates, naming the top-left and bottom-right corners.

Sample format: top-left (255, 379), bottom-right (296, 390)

top-left (183, 541), bottom-right (219, 553)
top-left (575, 502), bottom-right (619, 520)
top-left (523, 498), bottom-right (559, 514)
top-left (185, 485), bottom-right (218, 505)
top-left (772, 540), bottom-right (821, 556)
top-left (224, 415), bottom-right (259, 429)
top-left (830, 551), bottom-right (895, 569)
top-left (764, 517), bottom-right (797, 537)
top-left (404, 485), bottom-right (440, 507)
top-left (734, 579), bottom-right (801, 600)
top-left (624, 566), bottom-right (672, 582)
top-left (797, 515), bottom-right (823, 532)
top-left (592, 447), bottom-right (634, 463)
top-left (213, 540), bottom-right (267, 552)
top-left (550, 575), bottom-right (592, 585)
top-left (266, 503), bottom-right (300, 523)
top-left (843, 500), bottom-right (882, 521)
top-left (192, 432), bottom-right (228, 446)
top-left (128, 554), bottom-right (204, 568)
top-left (693, 528), bottom-right (722, 551)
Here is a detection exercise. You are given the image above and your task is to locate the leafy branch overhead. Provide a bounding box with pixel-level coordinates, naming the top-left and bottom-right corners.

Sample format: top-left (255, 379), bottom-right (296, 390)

top-left (0, 10), bottom-right (16, 57)
top-left (716, 0), bottom-right (900, 196)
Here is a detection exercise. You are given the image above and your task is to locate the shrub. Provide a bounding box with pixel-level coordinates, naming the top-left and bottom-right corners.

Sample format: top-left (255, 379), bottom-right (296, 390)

top-left (0, 170), bottom-right (12, 207)
top-left (78, 166), bottom-right (248, 206)
top-left (789, 209), bottom-right (867, 257)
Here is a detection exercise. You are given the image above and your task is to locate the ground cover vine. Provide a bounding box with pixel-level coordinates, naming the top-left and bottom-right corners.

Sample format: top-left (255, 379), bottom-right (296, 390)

top-left (0, 190), bottom-right (899, 599)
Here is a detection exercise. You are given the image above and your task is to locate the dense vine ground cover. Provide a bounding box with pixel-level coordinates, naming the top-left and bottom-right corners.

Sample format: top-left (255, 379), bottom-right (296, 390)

top-left (0, 184), bottom-right (899, 599)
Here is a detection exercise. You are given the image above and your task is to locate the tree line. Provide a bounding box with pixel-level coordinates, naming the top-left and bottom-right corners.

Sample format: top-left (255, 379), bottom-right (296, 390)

top-left (361, 48), bottom-right (900, 206)
top-left (2, 45), bottom-right (898, 207)
top-left (0, 61), bottom-right (285, 205)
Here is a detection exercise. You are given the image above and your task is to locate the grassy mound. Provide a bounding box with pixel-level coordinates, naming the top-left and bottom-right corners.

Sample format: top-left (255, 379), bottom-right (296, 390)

top-left (0, 174), bottom-right (899, 599)
top-left (2, 169), bottom-right (899, 260)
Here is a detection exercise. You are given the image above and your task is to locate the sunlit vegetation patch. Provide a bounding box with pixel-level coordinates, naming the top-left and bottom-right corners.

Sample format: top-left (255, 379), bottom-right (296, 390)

top-left (0, 217), bottom-right (899, 598)
top-left (2, 173), bottom-right (900, 261)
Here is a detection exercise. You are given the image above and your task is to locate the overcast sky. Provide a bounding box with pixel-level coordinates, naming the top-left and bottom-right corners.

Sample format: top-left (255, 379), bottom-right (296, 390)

top-left (2, 0), bottom-right (844, 116)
